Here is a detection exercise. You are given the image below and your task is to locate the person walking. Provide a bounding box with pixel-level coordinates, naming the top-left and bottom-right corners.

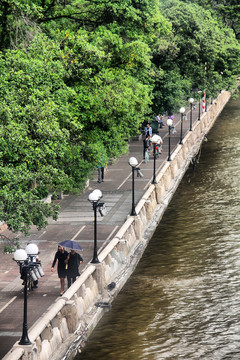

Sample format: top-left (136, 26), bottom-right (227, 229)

top-left (65, 250), bottom-right (83, 288)
top-left (51, 245), bottom-right (68, 295)
top-left (32, 252), bottom-right (40, 289)
top-left (98, 154), bottom-right (108, 183)
top-left (155, 114), bottom-right (164, 128)
top-left (143, 135), bottom-right (151, 163)
top-left (168, 115), bottom-right (176, 134)
top-left (144, 123), bottom-right (152, 138)
top-left (144, 123), bottom-right (152, 150)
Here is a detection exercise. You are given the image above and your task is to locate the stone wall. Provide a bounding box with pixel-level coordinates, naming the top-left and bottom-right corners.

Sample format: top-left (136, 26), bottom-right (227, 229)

top-left (3, 90), bottom-right (231, 360)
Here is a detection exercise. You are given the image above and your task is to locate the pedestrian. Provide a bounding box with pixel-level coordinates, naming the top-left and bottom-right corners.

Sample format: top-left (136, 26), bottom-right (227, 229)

top-left (155, 114), bottom-right (164, 128)
top-left (32, 252), bottom-right (40, 289)
top-left (144, 123), bottom-right (152, 138)
top-left (144, 123), bottom-right (152, 149)
top-left (168, 115), bottom-right (176, 134)
top-left (51, 245), bottom-right (68, 295)
top-left (143, 135), bottom-right (151, 163)
top-left (65, 250), bottom-right (83, 288)
top-left (154, 135), bottom-right (163, 157)
top-left (98, 154), bottom-right (108, 183)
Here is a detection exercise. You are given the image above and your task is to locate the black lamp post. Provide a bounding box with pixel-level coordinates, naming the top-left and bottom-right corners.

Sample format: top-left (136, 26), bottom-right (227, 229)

top-left (179, 107), bottom-right (185, 144)
top-left (191, 90), bottom-right (202, 121)
top-left (196, 90), bottom-right (202, 121)
top-left (88, 189), bottom-right (104, 263)
top-left (204, 61), bottom-right (208, 113)
top-left (188, 98), bottom-right (194, 131)
top-left (151, 134), bottom-right (162, 184)
top-left (13, 245), bottom-right (38, 346)
top-left (128, 157), bottom-right (139, 216)
top-left (19, 264), bottom-right (31, 345)
top-left (13, 244), bottom-right (44, 345)
top-left (152, 143), bottom-right (157, 184)
top-left (167, 118), bottom-right (173, 161)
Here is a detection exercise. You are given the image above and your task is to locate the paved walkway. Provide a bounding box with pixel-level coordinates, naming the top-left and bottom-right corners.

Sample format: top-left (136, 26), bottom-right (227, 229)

top-left (0, 104), bottom-right (201, 358)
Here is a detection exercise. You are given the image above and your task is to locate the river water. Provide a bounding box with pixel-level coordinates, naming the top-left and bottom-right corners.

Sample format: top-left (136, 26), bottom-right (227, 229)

top-left (77, 96), bottom-right (240, 360)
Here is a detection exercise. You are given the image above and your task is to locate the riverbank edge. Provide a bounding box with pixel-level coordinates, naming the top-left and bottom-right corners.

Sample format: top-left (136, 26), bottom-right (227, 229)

top-left (3, 90), bottom-right (231, 360)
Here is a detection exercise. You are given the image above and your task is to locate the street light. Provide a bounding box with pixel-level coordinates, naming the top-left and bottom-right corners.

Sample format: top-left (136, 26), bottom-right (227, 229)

top-left (128, 157), bottom-right (139, 216)
top-left (167, 118), bottom-right (173, 161)
top-left (14, 249), bottom-right (28, 262)
top-left (188, 98), bottom-right (194, 131)
top-left (25, 243), bottom-right (44, 282)
top-left (13, 244), bottom-right (39, 346)
top-left (88, 189), bottom-right (104, 263)
top-left (179, 107), bottom-right (185, 144)
top-left (151, 134), bottom-right (162, 184)
top-left (197, 91), bottom-right (202, 120)
top-left (191, 89), bottom-right (202, 121)
top-left (25, 243), bottom-right (38, 261)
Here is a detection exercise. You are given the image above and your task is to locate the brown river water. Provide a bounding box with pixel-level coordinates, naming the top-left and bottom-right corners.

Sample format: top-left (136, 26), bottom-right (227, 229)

top-left (76, 96), bottom-right (240, 360)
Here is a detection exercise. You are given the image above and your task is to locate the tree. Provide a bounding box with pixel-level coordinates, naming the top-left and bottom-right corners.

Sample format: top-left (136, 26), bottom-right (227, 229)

top-left (0, 34), bottom-right (92, 234)
top-left (0, 7), bottom-right (156, 232)
top-left (185, 1), bottom-right (240, 40)
top-left (151, 0), bottom-right (240, 114)
top-left (51, 25), bottom-right (155, 154)
top-left (0, 0), bottom-right (239, 234)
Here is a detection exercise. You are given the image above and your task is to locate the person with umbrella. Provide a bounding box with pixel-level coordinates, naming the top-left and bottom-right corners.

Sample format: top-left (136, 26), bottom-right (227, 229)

top-left (58, 240), bottom-right (83, 289)
top-left (51, 245), bottom-right (68, 295)
top-left (65, 250), bottom-right (83, 288)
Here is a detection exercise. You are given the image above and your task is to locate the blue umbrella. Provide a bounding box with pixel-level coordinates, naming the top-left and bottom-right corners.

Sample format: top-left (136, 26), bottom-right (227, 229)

top-left (58, 240), bottom-right (83, 251)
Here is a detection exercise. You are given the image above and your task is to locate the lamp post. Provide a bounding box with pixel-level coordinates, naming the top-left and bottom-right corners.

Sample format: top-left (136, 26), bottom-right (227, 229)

top-left (151, 134), bottom-right (162, 184)
top-left (188, 98), bottom-right (194, 131)
top-left (88, 189), bottom-right (104, 264)
top-left (179, 107), bottom-right (185, 144)
top-left (197, 90), bottom-right (202, 120)
top-left (128, 157), bottom-right (138, 216)
top-left (204, 62), bottom-right (207, 112)
top-left (198, 98), bottom-right (201, 120)
top-left (13, 244), bottom-right (39, 346)
top-left (167, 118), bottom-right (173, 161)
top-left (13, 243), bottom-right (43, 346)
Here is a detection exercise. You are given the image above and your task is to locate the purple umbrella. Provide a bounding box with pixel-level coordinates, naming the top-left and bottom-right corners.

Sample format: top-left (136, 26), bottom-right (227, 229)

top-left (58, 240), bottom-right (83, 251)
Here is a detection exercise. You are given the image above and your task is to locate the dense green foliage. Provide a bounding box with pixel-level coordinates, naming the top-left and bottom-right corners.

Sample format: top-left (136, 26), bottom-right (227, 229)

top-left (185, 0), bottom-right (240, 40)
top-left (0, 0), bottom-right (239, 234)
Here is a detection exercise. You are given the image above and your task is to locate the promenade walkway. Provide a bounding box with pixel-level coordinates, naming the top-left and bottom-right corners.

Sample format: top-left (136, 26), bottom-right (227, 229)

top-left (0, 104), bottom-right (201, 359)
